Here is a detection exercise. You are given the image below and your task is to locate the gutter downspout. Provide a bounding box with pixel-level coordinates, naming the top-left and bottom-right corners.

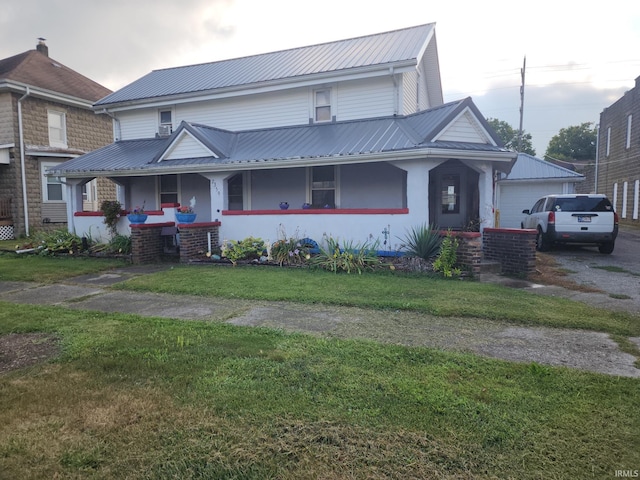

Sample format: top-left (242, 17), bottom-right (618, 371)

top-left (18, 87), bottom-right (30, 236)
top-left (99, 108), bottom-right (121, 141)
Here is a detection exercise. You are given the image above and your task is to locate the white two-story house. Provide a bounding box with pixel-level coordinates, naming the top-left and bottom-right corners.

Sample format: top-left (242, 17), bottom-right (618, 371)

top-left (53, 23), bottom-right (515, 248)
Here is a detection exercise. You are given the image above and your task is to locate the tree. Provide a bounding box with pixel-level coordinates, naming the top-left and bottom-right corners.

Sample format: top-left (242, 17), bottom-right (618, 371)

top-left (486, 118), bottom-right (536, 156)
top-left (545, 122), bottom-right (596, 162)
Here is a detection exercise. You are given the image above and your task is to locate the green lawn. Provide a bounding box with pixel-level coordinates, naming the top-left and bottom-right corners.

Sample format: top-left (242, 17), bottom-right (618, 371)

top-left (1, 255), bottom-right (639, 478)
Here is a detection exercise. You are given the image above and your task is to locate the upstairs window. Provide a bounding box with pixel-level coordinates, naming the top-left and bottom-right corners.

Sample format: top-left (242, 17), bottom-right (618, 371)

top-left (606, 126), bottom-right (611, 156)
top-left (48, 110), bottom-right (67, 148)
top-left (626, 114), bottom-right (632, 149)
top-left (314, 89), bottom-right (332, 123)
top-left (159, 109), bottom-right (173, 136)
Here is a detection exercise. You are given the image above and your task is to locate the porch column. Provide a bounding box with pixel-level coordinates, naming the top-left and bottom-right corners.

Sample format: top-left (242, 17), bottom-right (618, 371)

top-left (477, 163), bottom-right (495, 230)
top-left (65, 179), bottom-right (85, 235)
top-left (394, 159), bottom-right (438, 225)
top-left (200, 173), bottom-right (227, 222)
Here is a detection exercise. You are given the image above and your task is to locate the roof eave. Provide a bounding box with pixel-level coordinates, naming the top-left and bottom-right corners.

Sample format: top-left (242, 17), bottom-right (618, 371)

top-left (0, 79), bottom-right (96, 109)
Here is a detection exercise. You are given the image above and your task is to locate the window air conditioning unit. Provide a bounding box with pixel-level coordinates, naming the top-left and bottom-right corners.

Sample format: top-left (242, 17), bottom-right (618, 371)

top-left (158, 124), bottom-right (172, 137)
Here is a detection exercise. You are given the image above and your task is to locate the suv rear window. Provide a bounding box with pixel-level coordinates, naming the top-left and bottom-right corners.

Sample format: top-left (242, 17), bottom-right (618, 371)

top-left (552, 197), bottom-right (613, 212)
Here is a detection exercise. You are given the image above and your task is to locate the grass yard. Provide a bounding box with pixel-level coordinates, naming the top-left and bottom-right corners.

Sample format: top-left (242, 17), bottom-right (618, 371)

top-left (0, 302), bottom-right (638, 479)
top-left (0, 254), bottom-right (639, 478)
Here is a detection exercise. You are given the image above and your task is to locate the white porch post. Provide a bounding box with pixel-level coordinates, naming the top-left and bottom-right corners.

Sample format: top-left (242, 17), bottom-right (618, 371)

top-left (65, 179), bottom-right (85, 235)
top-left (394, 159), bottom-right (436, 226)
top-left (200, 173), bottom-right (227, 222)
top-left (477, 163), bottom-right (495, 230)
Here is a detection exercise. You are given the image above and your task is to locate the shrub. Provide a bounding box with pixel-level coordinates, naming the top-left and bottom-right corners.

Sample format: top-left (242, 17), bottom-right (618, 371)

top-left (108, 234), bottom-right (131, 254)
top-left (100, 200), bottom-right (122, 238)
top-left (33, 229), bottom-right (84, 255)
top-left (221, 237), bottom-right (265, 266)
top-left (311, 236), bottom-right (381, 274)
top-left (270, 237), bottom-right (312, 266)
top-left (400, 223), bottom-right (441, 260)
top-left (433, 230), bottom-right (461, 278)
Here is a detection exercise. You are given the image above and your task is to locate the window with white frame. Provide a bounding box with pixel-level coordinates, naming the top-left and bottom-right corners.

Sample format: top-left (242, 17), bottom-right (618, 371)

top-left (158, 109), bottom-right (173, 136)
top-left (314, 89), bottom-right (332, 123)
top-left (41, 161), bottom-right (65, 202)
top-left (310, 165), bottom-right (337, 208)
top-left (626, 114), bottom-right (632, 149)
top-left (227, 173), bottom-right (245, 210)
top-left (606, 126), bottom-right (611, 156)
top-left (47, 110), bottom-right (67, 148)
top-left (160, 174), bottom-right (178, 204)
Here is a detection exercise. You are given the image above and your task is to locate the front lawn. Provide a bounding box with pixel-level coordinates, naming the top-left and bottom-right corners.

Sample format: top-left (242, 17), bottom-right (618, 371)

top-left (117, 264), bottom-right (640, 336)
top-left (0, 302), bottom-right (638, 479)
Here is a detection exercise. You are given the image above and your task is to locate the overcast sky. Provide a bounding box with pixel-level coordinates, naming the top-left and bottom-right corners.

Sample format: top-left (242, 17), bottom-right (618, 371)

top-left (2, 0), bottom-right (639, 156)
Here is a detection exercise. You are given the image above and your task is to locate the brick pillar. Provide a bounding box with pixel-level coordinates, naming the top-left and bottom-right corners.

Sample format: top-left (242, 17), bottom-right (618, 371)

top-left (130, 223), bottom-right (172, 264)
top-left (482, 228), bottom-right (537, 276)
top-left (178, 222), bottom-right (221, 263)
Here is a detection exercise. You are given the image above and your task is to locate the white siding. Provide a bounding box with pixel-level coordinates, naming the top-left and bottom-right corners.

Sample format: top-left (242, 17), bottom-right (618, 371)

top-left (337, 77), bottom-right (395, 120)
top-left (437, 112), bottom-right (487, 143)
top-left (164, 134), bottom-right (212, 160)
top-left (497, 182), bottom-right (576, 228)
top-left (421, 40), bottom-right (443, 108)
top-left (401, 70), bottom-right (418, 115)
top-left (118, 109), bottom-right (158, 140)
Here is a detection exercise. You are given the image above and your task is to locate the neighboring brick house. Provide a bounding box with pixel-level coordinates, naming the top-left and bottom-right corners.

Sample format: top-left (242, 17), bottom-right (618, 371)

top-left (0, 39), bottom-right (114, 238)
top-left (596, 75), bottom-right (640, 227)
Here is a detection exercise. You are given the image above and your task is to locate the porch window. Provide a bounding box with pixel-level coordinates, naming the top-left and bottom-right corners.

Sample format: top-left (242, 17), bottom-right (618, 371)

top-left (311, 165), bottom-right (336, 208)
top-left (160, 175), bottom-right (178, 204)
top-left (440, 173), bottom-right (460, 214)
top-left (41, 161), bottom-right (65, 202)
top-left (228, 173), bottom-right (244, 210)
top-left (314, 89), bottom-right (332, 122)
top-left (48, 110), bottom-right (67, 148)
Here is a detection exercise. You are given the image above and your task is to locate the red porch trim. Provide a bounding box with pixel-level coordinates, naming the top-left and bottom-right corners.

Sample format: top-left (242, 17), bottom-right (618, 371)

top-left (222, 208), bottom-right (409, 216)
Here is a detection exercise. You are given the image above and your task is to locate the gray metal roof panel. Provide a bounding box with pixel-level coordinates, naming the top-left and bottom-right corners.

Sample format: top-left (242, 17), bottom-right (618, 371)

top-left (504, 153), bottom-right (584, 180)
top-left (95, 24), bottom-right (435, 106)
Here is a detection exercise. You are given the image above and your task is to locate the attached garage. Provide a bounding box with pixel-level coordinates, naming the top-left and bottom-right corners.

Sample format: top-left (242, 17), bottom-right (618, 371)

top-left (496, 153), bottom-right (584, 228)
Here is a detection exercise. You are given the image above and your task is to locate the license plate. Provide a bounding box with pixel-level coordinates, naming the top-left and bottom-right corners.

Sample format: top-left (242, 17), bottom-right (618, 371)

top-left (577, 216), bottom-right (591, 223)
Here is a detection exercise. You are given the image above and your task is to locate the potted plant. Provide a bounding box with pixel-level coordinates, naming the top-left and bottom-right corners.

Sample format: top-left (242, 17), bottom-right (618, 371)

top-left (279, 202), bottom-right (289, 210)
top-left (302, 202), bottom-right (311, 209)
top-left (127, 204), bottom-right (147, 224)
top-left (175, 205), bottom-right (196, 223)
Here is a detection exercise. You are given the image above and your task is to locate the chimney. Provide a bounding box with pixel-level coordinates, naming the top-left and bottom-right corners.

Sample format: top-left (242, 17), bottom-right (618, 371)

top-left (36, 37), bottom-right (48, 57)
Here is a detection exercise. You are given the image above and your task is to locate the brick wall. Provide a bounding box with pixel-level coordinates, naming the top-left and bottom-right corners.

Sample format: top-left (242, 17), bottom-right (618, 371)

top-left (482, 228), bottom-right (537, 276)
top-left (597, 76), bottom-right (640, 227)
top-left (130, 223), bottom-right (172, 264)
top-left (178, 222), bottom-right (221, 263)
top-left (445, 231), bottom-right (482, 276)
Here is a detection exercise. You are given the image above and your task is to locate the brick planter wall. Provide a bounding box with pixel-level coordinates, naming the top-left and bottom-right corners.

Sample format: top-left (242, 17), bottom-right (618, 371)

top-left (130, 223), bottom-right (173, 264)
top-left (178, 222), bottom-right (221, 263)
top-left (444, 231), bottom-right (482, 276)
top-left (482, 228), bottom-right (537, 276)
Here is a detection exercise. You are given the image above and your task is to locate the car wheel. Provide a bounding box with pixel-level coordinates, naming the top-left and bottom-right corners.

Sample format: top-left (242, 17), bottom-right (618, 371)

top-left (536, 228), bottom-right (551, 252)
top-left (598, 241), bottom-right (615, 254)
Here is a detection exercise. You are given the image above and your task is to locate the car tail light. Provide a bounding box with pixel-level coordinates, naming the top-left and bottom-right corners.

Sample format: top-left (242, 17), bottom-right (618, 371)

top-left (547, 211), bottom-right (555, 224)
top-left (614, 212), bottom-right (619, 225)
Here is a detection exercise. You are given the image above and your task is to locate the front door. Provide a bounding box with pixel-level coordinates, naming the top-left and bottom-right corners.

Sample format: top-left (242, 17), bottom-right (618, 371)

top-left (430, 161), bottom-right (479, 230)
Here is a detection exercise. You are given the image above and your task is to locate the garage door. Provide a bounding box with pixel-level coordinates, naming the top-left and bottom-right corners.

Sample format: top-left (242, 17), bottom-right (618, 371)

top-left (497, 183), bottom-right (567, 228)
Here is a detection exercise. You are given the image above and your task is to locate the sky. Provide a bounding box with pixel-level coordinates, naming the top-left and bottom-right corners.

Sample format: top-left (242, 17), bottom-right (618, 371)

top-left (2, 0), bottom-right (639, 157)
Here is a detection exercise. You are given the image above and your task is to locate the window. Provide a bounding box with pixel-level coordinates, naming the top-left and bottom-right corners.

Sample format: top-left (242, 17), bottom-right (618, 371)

top-left (48, 110), bottom-right (67, 148)
top-left (310, 166), bottom-right (336, 208)
top-left (314, 89), bottom-right (332, 122)
top-left (626, 114), bottom-right (632, 149)
top-left (227, 173), bottom-right (244, 210)
top-left (606, 126), bottom-right (611, 156)
top-left (159, 109), bottom-right (173, 135)
top-left (41, 161), bottom-right (65, 202)
top-left (160, 175), bottom-right (178, 204)
top-left (440, 174), bottom-right (460, 214)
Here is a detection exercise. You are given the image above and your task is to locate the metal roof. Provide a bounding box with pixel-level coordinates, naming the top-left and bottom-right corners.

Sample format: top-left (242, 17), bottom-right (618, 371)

top-left (502, 153), bottom-right (584, 181)
top-left (95, 23), bottom-right (435, 107)
top-left (51, 98), bottom-right (513, 177)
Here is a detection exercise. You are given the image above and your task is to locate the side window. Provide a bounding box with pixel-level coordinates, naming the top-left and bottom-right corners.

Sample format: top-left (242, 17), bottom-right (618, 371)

top-left (158, 109), bottom-right (173, 136)
top-left (41, 161), bottom-right (65, 202)
top-left (310, 165), bottom-right (336, 208)
top-left (227, 173), bottom-right (244, 210)
top-left (48, 110), bottom-right (67, 148)
top-left (531, 199), bottom-right (545, 213)
top-left (314, 88), bottom-right (332, 123)
top-left (160, 174), bottom-right (178, 204)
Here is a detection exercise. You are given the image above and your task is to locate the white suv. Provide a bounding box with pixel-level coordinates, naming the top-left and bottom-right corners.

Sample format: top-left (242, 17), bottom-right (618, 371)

top-left (521, 194), bottom-right (619, 254)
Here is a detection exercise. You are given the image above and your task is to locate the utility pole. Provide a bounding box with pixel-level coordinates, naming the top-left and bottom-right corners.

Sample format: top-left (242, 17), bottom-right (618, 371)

top-left (517, 56), bottom-right (526, 152)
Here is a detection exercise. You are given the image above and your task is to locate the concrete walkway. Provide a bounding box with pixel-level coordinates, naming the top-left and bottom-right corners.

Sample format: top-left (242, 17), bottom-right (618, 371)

top-left (1, 264), bottom-right (639, 378)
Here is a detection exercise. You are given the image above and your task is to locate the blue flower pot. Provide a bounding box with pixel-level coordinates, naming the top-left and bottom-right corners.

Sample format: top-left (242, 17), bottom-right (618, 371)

top-left (279, 202), bottom-right (289, 210)
top-left (127, 213), bottom-right (148, 224)
top-left (176, 213), bottom-right (197, 224)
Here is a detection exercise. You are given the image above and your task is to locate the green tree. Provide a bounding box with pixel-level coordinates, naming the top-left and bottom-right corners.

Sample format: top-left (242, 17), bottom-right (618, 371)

top-left (486, 118), bottom-right (536, 156)
top-left (545, 122), bottom-right (596, 161)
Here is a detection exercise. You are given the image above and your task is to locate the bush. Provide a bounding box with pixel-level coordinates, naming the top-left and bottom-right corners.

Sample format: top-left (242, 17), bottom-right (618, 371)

top-left (433, 231), bottom-right (461, 278)
top-left (270, 237), bottom-right (312, 266)
top-left (311, 236), bottom-right (381, 274)
top-left (108, 234), bottom-right (131, 254)
top-left (400, 223), bottom-right (441, 260)
top-left (33, 229), bottom-right (84, 255)
top-left (221, 237), bottom-right (265, 266)
top-left (100, 200), bottom-right (122, 238)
